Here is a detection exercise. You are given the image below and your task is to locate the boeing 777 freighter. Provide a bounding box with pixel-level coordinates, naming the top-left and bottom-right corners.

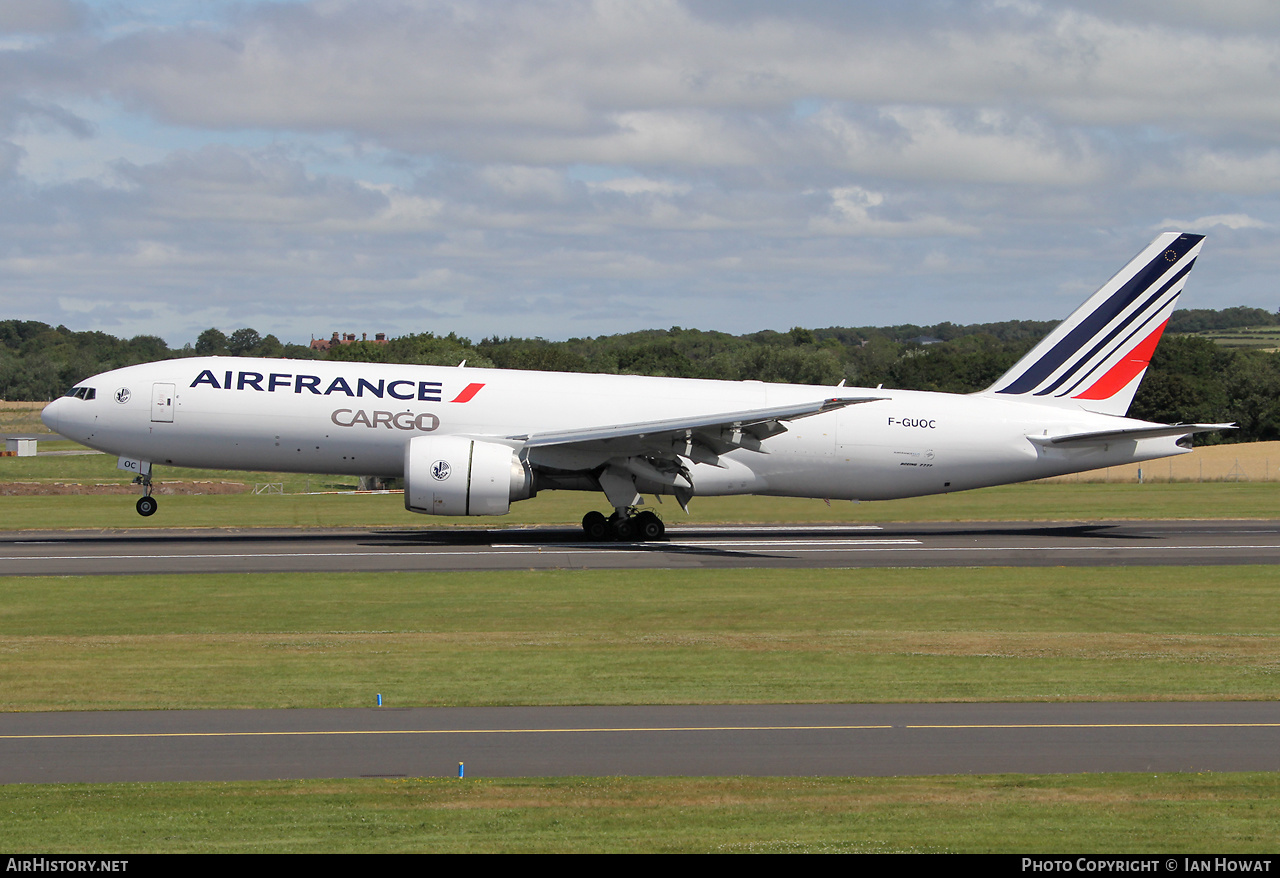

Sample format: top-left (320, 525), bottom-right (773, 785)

top-left (41, 232), bottom-right (1229, 540)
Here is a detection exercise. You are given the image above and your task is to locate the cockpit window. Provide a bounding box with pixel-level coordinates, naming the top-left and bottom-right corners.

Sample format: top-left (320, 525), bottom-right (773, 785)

top-left (65, 386), bottom-right (96, 400)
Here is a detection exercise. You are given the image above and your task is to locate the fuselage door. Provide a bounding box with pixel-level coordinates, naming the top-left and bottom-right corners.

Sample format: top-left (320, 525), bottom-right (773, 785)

top-left (151, 383), bottom-right (175, 423)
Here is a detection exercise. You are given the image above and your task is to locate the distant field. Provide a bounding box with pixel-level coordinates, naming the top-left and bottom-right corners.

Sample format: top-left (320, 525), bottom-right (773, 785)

top-left (0, 443), bottom-right (359, 495)
top-left (0, 400), bottom-right (51, 436)
top-left (1186, 326), bottom-right (1280, 351)
top-left (1038, 439), bottom-right (1280, 484)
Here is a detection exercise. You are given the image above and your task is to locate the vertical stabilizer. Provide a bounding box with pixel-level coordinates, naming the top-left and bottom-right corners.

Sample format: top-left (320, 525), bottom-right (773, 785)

top-left (983, 232), bottom-right (1204, 416)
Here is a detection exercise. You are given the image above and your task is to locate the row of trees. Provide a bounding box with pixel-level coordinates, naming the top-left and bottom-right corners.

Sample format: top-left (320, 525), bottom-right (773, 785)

top-left (3, 310), bottom-right (1278, 442)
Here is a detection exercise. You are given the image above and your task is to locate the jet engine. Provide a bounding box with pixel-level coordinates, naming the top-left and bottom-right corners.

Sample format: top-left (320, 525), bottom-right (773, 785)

top-left (403, 435), bottom-right (534, 516)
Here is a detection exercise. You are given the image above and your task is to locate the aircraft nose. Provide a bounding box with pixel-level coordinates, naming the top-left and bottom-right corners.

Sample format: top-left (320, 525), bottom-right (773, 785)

top-left (41, 398), bottom-right (63, 435)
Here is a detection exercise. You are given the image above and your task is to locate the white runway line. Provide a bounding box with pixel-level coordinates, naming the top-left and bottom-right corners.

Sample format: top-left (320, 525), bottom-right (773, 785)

top-left (5, 543), bottom-right (1280, 564)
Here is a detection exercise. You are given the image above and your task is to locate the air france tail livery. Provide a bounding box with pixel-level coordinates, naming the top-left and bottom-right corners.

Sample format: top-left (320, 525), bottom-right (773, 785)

top-left (42, 232), bottom-right (1230, 540)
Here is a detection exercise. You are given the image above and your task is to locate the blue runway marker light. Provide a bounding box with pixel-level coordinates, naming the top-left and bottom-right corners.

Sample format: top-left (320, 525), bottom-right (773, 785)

top-left (377, 693), bottom-right (382, 707)
top-left (458, 762), bottom-right (465, 778)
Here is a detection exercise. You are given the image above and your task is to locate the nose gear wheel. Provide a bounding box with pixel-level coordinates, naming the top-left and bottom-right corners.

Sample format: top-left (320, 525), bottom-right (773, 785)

top-left (134, 473), bottom-right (157, 516)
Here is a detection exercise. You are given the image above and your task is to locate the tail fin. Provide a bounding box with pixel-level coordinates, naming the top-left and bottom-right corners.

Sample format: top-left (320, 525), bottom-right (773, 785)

top-left (983, 232), bottom-right (1205, 417)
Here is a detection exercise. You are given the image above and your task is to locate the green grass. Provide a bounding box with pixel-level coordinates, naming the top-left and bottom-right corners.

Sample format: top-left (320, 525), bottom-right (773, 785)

top-left (2, 567), bottom-right (1277, 711)
top-left (2, 774), bottom-right (1277, 853)
top-left (6, 441), bottom-right (1279, 852)
top-left (0, 446), bottom-right (357, 494)
top-left (4, 482), bottom-right (1280, 530)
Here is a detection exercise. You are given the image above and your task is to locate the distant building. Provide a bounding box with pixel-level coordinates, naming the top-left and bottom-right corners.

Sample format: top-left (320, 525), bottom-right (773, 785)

top-left (310, 332), bottom-right (389, 352)
top-left (4, 437), bottom-right (38, 456)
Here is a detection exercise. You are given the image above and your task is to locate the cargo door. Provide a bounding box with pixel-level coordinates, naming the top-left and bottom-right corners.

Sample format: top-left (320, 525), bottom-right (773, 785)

top-left (151, 383), bottom-right (175, 423)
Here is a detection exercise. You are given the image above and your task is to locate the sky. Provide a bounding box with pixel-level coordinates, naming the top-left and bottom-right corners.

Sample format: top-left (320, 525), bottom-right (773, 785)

top-left (2, 0), bottom-right (1278, 347)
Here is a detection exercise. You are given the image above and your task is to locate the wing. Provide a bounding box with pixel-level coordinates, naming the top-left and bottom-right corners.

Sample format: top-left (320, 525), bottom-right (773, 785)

top-left (506, 396), bottom-right (884, 510)
top-left (510, 396), bottom-right (884, 459)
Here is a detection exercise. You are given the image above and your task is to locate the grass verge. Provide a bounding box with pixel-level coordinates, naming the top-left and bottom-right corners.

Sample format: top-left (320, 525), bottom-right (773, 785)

top-left (4, 481), bottom-right (1280, 529)
top-left (2, 567), bottom-right (1278, 710)
top-left (2, 774), bottom-right (1278, 853)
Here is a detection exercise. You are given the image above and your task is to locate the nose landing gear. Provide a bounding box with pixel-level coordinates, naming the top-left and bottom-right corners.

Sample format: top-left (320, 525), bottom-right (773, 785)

top-left (133, 473), bottom-right (157, 517)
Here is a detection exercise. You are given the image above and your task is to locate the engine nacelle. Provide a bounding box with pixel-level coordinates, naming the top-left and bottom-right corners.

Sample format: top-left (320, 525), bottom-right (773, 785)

top-left (404, 435), bottom-right (533, 516)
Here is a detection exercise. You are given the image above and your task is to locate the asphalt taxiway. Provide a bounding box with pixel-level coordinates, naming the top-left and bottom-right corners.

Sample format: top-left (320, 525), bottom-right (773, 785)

top-left (2, 702), bottom-right (1277, 784)
top-left (2, 519), bottom-right (1279, 575)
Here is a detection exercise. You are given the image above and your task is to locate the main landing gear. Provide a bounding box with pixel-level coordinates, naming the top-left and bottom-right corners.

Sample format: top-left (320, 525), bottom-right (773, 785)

top-left (582, 509), bottom-right (665, 542)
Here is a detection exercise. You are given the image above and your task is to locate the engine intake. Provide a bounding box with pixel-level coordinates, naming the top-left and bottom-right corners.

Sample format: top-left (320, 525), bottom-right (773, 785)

top-left (404, 435), bottom-right (533, 516)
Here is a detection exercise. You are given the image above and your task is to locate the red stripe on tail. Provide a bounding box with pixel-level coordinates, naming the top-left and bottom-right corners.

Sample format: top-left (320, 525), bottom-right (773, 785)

top-left (1073, 321), bottom-right (1167, 401)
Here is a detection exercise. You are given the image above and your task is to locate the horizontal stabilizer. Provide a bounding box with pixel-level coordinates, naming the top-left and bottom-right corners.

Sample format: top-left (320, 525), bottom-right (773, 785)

top-left (1029, 423), bottom-right (1234, 448)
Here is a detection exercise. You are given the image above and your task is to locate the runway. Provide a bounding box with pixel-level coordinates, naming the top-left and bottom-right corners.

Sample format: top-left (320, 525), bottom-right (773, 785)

top-left (3, 519), bottom-right (1280, 575)
top-left (2, 702), bottom-right (1277, 784)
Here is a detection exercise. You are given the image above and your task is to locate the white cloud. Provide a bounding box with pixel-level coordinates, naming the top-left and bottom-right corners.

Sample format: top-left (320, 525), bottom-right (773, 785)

top-left (1157, 214), bottom-right (1271, 231)
top-left (1, 0), bottom-right (1278, 343)
top-left (809, 185), bottom-right (977, 238)
top-left (812, 106), bottom-right (1107, 185)
top-left (57, 2), bottom-right (1268, 148)
top-left (478, 165), bottom-right (568, 201)
top-left (0, 0), bottom-right (84, 34)
top-left (1158, 149), bottom-right (1280, 194)
top-left (587, 176), bottom-right (691, 197)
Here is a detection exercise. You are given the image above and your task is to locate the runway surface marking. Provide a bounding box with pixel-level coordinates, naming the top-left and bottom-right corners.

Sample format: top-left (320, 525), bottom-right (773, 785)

top-left (0, 724), bottom-right (895, 740)
top-left (4, 521), bottom-right (1278, 576)
top-left (7, 543), bottom-right (1280, 563)
top-left (5, 721), bottom-right (1278, 741)
top-left (909, 723), bottom-right (1280, 729)
top-left (492, 539), bottom-right (923, 548)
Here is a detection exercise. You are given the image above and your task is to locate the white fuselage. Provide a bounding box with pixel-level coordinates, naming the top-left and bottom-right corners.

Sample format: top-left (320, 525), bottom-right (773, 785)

top-left (41, 356), bottom-right (1189, 504)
